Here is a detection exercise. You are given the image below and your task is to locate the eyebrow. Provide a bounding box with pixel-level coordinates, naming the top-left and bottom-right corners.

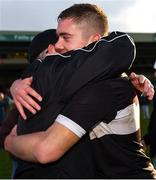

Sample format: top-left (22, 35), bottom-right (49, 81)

top-left (58, 32), bottom-right (72, 37)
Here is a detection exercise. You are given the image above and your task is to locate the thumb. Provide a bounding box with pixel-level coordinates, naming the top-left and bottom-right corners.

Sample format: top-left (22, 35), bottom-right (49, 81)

top-left (129, 72), bottom-right (137, 80)
top-left (23, 76), bottom-right (33, 85)
top-left (11, 125), bottom-right (17, 135)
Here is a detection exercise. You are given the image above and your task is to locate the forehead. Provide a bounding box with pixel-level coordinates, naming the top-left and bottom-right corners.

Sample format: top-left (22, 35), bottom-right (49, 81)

top-left (56, 18), bottom-right (80, 35)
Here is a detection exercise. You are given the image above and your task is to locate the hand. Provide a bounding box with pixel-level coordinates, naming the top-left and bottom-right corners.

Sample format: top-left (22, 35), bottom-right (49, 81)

top-left (129, 72), bottom-right (154, 100)
top-left (10, 77), bottom-right (42, 119)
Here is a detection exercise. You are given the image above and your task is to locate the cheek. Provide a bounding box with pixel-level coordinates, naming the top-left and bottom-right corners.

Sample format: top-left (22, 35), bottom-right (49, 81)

top-left (65, 43), bottom-right (77, 51)
top-left (71, 41), bottom-right (86, 50)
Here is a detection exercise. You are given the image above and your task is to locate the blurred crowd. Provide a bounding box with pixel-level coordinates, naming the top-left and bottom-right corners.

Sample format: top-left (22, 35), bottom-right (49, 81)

top-left (0, 89), bottom-right (13, 126)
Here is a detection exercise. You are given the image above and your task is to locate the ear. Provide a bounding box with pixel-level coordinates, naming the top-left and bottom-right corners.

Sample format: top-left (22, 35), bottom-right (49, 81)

top-left (91, 34), bottom-right (101, 42)
top-left (48, 44), bottom-right (56, 54)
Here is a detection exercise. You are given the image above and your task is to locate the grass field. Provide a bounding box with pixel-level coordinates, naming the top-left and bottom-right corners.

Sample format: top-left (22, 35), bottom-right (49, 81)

top-left (0, 149), bottom-right (12, 179)
top-left (0, 108), bottom-right (152, 179)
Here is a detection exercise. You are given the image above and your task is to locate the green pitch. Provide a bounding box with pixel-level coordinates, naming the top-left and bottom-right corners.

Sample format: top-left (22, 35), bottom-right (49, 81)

top-left (0, 149), bottom-right (12, 179)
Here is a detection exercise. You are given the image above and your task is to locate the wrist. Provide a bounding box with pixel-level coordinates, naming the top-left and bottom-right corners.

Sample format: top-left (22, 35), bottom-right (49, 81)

top-left (4, 135), bottom-right (13, 152)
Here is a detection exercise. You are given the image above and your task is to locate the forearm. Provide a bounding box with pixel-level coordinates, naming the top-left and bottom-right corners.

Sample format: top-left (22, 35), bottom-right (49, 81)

top-left (5, 122), bottom-right (80, 164)
top-left (4, 131), bottom-right (45, 162)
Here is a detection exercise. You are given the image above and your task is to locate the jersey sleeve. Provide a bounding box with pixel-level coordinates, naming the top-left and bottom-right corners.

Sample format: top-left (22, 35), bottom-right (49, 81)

top-left (21, 59), bottom-right (42, 79)
top-left (61, 32), bottom-right (136, 102)
top-left (55, 81), bottom-right (117, 137)
top-left (21, 60), bottom-right (53, 119)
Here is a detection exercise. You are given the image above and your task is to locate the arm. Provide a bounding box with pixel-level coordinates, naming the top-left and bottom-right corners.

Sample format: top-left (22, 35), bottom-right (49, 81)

top-left (5, 80), bottom-right (115, 163)
top-left (5, 121), bottom-right (80, 164)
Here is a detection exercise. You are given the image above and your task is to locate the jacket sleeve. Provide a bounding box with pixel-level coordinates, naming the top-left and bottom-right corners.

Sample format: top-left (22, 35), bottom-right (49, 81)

top-left (62, 32), bottom-right (136, 101)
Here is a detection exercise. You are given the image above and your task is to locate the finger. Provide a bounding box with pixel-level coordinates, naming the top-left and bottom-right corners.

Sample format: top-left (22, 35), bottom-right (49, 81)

top-left (145, 86), bottom-right (155, 100)
top-left (26, 86), bottom-right (42, 102)
top-left (23, 76), bottom-right (33, 86)
top-left (147, 93), bottom-right (154, 101)
top-left (129, 72), bottom-right (137, 80)
top-left (146, 91), bottom-right (154, 100)
top-left (19, 91), bottom-right (41, 111)
top-left (142, 80), bottom-right (154, 100)
top-left (143, 79), bottom-right (152, 93)
top-left (129, 72), bottom-right (140, 85)
top-left (138, 75), bottom-right (145, 84)
top-left (17, 96), bottom-right (37, 115)
top-left (14, 100), bottom-right (27, 120)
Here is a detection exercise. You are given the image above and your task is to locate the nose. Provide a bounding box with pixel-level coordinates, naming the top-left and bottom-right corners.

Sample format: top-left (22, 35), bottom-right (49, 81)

top-left (55, 38), bottom-right (65, 53)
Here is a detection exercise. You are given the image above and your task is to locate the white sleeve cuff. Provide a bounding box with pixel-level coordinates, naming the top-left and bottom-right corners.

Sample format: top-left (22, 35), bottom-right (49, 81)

top-left (55, 114), bottom-right (86, 138)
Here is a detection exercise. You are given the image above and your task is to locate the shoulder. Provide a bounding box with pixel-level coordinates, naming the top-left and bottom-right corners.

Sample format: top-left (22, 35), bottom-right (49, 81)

top-left (41, 55), bottom-right (70, 71)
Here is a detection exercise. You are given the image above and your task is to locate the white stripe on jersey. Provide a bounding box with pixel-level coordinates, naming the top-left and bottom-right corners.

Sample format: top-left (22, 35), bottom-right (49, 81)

top-left (90, 103), bottom-right (140, 140)
top-left (55, 114), bottom-right (86, 138)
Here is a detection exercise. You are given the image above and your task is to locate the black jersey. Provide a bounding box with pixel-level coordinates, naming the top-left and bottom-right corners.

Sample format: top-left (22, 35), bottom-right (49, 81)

top-left (15, 32), bottom-right (137, 178)
top-left (58, 77), bottom-right (156, 178)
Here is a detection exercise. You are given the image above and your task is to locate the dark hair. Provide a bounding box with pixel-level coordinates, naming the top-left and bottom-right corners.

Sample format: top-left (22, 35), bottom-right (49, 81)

top-left (28, 29), bottom-right (58, 63)
top-left (58, 3), bottom-right (108, 36)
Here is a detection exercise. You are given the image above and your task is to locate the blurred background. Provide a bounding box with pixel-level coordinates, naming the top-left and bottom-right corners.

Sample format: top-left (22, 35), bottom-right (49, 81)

top-left (0, 0), bottom-right (156, 178)
top-left (0, 0), bottom-right (156, 89)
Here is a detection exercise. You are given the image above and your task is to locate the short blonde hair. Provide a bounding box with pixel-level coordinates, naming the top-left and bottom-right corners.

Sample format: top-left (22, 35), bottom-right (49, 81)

top-left (58, 3), bottom-right (108, 36)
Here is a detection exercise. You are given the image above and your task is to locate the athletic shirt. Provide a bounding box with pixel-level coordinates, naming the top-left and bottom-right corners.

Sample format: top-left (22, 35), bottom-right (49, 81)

top-left (14, 32), bottom-right (142, 178)
top-left (58, 77), bottom-right (156, 178)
